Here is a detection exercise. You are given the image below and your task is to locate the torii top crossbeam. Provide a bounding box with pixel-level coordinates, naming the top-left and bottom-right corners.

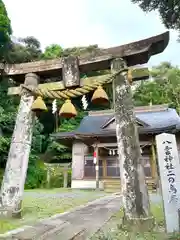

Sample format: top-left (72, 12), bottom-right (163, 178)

top-left (4, 31), bottom-right (169, 83)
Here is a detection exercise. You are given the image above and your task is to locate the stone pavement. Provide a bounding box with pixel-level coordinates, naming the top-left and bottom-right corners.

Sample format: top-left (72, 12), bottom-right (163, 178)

top-left (1, 194), bottom-right (121, 240)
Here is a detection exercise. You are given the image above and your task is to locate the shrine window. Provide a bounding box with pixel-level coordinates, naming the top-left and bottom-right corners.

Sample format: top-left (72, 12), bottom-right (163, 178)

top-left (106, 158), bottom-right (120, 177)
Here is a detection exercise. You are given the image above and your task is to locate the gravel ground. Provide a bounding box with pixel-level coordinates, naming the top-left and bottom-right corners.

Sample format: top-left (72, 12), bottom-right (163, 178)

top-left (24, 190), bottom-right (106, 199)
top-left (24, 190), bottom-right (162, 204)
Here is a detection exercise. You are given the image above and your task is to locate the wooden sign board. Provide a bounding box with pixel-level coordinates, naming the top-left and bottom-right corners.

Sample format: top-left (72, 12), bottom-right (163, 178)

top-left (155, 133), bottom-right (180, 233)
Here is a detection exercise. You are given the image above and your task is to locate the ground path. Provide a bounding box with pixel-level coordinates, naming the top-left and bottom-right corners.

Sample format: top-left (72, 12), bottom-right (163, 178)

top-left (1, 193), bottom-right (162, 240)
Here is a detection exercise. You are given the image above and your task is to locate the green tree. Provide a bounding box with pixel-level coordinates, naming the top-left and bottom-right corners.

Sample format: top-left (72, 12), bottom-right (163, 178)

top-left (25, 119), bottom-right (47, 189)
top-left (131, 0), bottom-right (180, 32)
top-left (19, 36), bottom-right (42, 61)
top-left (133, 62), bottom-right (180, 112)
top-left (7, 36), bottom-right (42, 63)
top-left (63, 44), bottom-right (99, 57)
top-left (45, 109), bottom-right (87, 163)
top-left (0, 78), bottom-right (18, 169)
top-left (42, 44), bottom-right (100, 59)
top-left (0, 0), bottom-right (12, 61)
top-left (42, 44), bottom-right (63, 59)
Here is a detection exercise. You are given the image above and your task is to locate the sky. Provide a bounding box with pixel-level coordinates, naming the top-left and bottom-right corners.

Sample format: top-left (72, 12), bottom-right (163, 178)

top-left (3, 0), bottom-right (180, 67)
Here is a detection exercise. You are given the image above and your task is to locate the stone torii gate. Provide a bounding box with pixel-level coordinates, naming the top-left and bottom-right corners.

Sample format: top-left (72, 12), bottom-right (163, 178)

top-left (0, 31), bottom-right (169, 227)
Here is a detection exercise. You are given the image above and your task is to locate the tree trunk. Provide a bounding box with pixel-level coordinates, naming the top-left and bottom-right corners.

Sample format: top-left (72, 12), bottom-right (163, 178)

top-left (0, 73), bottom-right (39, 218)
top-left (112, 58), bottom-right (154, 230)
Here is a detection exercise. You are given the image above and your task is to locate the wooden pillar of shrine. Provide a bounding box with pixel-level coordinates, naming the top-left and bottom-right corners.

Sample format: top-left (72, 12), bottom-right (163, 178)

top-left (63, 167), bottom-right (69, 188)
top-left (0, 73), bottom-right (39, 218)
top-left (151, 140), bottom-right (160, 191)
top-left (150, 142), bottom-right (157, 179)
top-left (94, 144), bottom-right (99, 190)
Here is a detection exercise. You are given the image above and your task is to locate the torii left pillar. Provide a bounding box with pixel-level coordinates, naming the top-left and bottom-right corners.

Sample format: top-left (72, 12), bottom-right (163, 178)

top-left (0, 73), bottom-right (39, 218)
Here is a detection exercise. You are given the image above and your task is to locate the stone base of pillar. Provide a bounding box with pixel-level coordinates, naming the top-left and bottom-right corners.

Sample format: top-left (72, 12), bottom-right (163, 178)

top-left (121, 215), bottom-right (155, 232)
top-left (0, 201), bottom-right (22, 219)
top-left (12, 200), bottom-right (23, 218)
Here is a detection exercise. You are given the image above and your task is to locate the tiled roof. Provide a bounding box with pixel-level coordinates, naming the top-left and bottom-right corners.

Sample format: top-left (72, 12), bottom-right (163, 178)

top-left (51, 107), bottom-right (180, 139)
top-left (136, 108), bottom-right (180, 128)
top-left (76, 108), bottom-right (180, 134)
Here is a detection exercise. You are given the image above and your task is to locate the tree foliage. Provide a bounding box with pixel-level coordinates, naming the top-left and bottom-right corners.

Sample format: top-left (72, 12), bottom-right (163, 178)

top-left (133, 62), bottom-right (180, 112)
top-left (0, 0), bottom-right (12, 60)
top-left (63, 44), bottom-right (100, 57)
top-left (42, 44), bottom-right (63, 59)
top-left (6, 36), bottom-right (42, 63)
top-left (25, 154), bottom-right (46, 189)
top-left (45, 109), bottom-right (87, 163)
top-left (0, 78), bottom-right (17, 168)
top-left (131, 0), bottom-right (180, 32)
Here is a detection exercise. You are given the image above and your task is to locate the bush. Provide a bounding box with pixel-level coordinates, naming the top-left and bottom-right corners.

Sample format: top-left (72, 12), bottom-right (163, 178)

top-left (48, 173), bottom-right (63, 188)
top-left (0, 156), bottom-right (47, 190)
top-left (1, 155), bottom-right (72, 190)
top-left (48, 168), bottom-right (72, 188)
top-left (67, 169), bottom-right (72, 187)
top-left (0, 168), bottom-right (4, 186)
top-left (25, 155), bottom-right (47, 189)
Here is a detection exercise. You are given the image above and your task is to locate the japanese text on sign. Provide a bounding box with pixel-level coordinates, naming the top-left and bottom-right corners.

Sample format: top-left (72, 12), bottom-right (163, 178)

top-left (163, 140), bottom-right (178, 203)
top-left (156, 133), bottom-right (180, 233)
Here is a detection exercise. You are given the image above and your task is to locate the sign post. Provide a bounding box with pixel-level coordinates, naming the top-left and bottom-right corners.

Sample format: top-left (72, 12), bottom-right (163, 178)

top-left (156, 133), bottom-right (180, 233)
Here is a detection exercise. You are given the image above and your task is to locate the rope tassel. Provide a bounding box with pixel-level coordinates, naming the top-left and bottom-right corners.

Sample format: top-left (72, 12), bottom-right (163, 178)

top-left (20, 70), bottom-right (123, 100)
top-left (59, 99), bottom-right (77, 118)
top-left (91, 86), bottom-right (109, 105)
top-left (31, 96), bottom-right (47, 112)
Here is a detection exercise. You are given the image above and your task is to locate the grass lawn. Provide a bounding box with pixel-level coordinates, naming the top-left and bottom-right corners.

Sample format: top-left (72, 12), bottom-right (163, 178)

top-left (0, 189), bottom-right (107, 234)
top-left (91, 203), bottom-right (180, 240)
top-left (24, 188), bottom-right (73, 193)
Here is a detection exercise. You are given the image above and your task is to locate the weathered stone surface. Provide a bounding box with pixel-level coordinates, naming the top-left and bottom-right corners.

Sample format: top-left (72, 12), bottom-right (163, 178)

top-left (3, 31), bottom-right (169, 83)
top-left (121, 215), bottom-right (155, 232)
top-left (0, 73), bottom-right (39, 218)
top-left (12, 224), bottom-right (55, 239)
top-left (8, 68), bottom-right (150, 97)
top-left (47, 224), bottom-right (86, 240)
top-left (112, 58), bottom-right (152, 225)
top-left (42, 197), bottom-right (120, 239)
top-left (62, 56), bottom-right (80, 88)
top-left (41, 218), bottom-right (66, 227)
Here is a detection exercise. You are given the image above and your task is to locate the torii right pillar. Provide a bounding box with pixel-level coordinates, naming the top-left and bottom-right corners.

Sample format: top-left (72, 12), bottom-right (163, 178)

top-left (112, 58), bottom-right (154, 231)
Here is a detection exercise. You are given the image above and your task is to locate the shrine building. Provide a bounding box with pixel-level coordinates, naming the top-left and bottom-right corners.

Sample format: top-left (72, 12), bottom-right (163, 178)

top-left (52, 104), bottom-right (180, 192)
